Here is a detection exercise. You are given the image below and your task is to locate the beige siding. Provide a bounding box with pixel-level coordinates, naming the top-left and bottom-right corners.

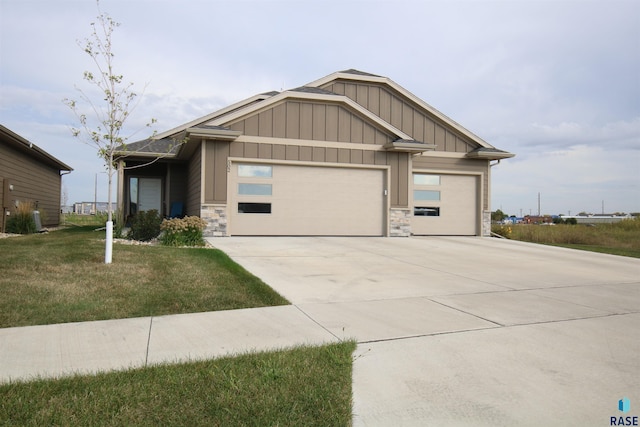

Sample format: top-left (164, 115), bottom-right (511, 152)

top-left (228, 101), bottom-right (394, 145)
top-left (0, 142), bottom-right (62, 227)
top-left (323, 81), bottom-right (478, 153)
top-left (203, 141), bottom-right (230, 204)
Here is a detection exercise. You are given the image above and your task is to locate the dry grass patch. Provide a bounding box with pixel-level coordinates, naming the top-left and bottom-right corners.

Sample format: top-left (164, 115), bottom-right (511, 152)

top-left (0, 226), bottom-right (288, 328)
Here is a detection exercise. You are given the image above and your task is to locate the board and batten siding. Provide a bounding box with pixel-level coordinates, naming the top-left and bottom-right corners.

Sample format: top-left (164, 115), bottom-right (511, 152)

top-left (228, 101), bottom-right (394, 145)
top-left (205, 141), bottom-right (410, 208)
top-left (0, 142), bottom-right (62, 227)
top-left (185, 141), bottom-right (202, 216)
top-left (322, 81), bottom-right (477, 153)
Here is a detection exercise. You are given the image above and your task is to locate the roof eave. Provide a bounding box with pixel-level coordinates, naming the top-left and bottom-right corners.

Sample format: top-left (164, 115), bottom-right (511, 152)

top-left (185, 127), bottom-right (242, 141)
top-left (383, 140), bottom-right (437, 153)
top-left (466, 150), bottom-right (515, 160)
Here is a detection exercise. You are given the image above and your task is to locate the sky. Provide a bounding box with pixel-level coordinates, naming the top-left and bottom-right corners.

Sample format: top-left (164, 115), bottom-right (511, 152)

top-left (1, 0), bottom-right (639, 216)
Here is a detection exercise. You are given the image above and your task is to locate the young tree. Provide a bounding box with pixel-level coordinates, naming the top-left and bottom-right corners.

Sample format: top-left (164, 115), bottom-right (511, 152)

top-left (64, 2), bottom-right (156, 264)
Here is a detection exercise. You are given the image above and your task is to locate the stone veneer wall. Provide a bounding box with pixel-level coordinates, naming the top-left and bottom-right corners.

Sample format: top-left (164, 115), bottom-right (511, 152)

top-left (389, 208), bottom-right (411, 237)
top-left (201, 204), bottom-right (227, 237)
top-left (482, 210), bottom-right (491, 237)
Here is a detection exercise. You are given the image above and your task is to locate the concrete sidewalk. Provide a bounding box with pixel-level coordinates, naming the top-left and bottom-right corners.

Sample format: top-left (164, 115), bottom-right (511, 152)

top-left (0, 305), bottom-right (338, 383)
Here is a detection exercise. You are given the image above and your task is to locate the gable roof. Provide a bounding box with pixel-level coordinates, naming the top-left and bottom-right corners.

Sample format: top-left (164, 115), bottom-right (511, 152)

top-left (0, 124), bottom-right (73, 171)
top-left (305, 69), bottom-right (496, 149)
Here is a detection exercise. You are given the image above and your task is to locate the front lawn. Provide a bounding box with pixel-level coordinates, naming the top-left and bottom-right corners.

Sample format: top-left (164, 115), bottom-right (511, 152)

top-left (0, 341), bottom-right (356, 426)
top-left (0, 226), bottom-right (289, 328)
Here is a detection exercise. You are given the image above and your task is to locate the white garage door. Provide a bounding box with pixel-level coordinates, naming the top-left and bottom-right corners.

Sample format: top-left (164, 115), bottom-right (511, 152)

top-left (230, 163), bottom-right (385, 236)
top-left (411, 173), bottom-right (478, 235)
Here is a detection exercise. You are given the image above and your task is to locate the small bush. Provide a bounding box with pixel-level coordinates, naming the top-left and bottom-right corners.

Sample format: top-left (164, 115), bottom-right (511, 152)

top-left (129, 210), bottom-right (162, 241)
top-left (6, 202), bottom-right (37, 234)
top-left (160, 216), bottom-right (208, 247)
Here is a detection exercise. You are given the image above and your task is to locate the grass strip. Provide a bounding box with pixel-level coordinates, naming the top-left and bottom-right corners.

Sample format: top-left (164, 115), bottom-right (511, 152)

top-left (0, 341), bottom-right (357, 426)
top-left (0, 226), bottom-right (289, 328)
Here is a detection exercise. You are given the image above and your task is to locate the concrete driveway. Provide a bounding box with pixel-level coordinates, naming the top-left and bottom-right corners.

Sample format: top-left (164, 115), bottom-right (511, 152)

top-left (210, 236), bottom-right (640, 426)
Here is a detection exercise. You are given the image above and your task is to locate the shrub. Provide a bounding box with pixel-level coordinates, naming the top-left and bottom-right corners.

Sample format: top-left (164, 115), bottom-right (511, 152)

top-left (160, 216), bottom-right (208, 247)
top-left (6, 202), bottom-right (37, 234)
top-left (128, 209), bottom-right (162, 241)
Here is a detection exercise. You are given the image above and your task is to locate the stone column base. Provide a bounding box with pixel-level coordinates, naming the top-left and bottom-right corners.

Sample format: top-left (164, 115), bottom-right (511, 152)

top-left (390, 208), bottom-right (411, 237)
top-left (201, 204), bottom-right (227, 237)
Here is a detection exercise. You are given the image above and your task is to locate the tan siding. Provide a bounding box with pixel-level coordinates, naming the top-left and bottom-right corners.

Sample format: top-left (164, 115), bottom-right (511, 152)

top-left (213, 143), bottom-right (229, 203)
top-left (272, 103), bottom-right (286, 138)
top-left (363, 150), bottom-right (375, 164)
top-left (285, 145), bottom-right (299, 160)
top-left (273, 144), bottom-right (286, 160)
top-left (0, 143), bottom-right (62, 227)
top-left (325, 105), bottom-right (339, 141)
top-left (338, 148), bottom-right (350, 163)
top-left (388, 152), bottom-right (399, 206)
top-left (186, 142), bottom-right (202, 216)
top-left (230, 141), bottom-right (243, 157)
top-left (350, 149), bottom-right (363, 164)
top-left (368, 86), bottom-right (380, 116)
top-left (259, 109), bottom-right (273, 136)
top-left (312, 147), bottom-right (325, 162)
top-left (244, 115), bottom-right (259, 135)
top-left (338, 107), bottom-right (351, 142)
top-left (312, 104), bottom-right (326, 140)
top-left (390, 95), bottom-right (403, 129)
top-left (299, 146), bottom-right (312, 161)
top-left (397, 154), bottom-right (409, 207)
top-left (258, 143), bottom-right (272, 159)
top-left (245, 142), bottom-right (258, 158)
top-left (326, 147), bottom-right (338, 162)
top-left (379, 89), bottom-right (392, 124)
top-left (351, 116), bottom-right (363, 143)
top-left (435, 125), bottom-right (446, 150)
top-left (286, 102), bottom-right (300, 139)
top-left (300, 103), bottom-right (313, 140)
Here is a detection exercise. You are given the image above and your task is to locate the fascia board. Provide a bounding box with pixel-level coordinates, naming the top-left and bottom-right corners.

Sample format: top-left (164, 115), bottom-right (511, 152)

top-left (153, 93), bottom-right (273, 140)
top-left (211, 90), bottom-right (413, 141)
top-left (307, 72), bottom-right (495, 149)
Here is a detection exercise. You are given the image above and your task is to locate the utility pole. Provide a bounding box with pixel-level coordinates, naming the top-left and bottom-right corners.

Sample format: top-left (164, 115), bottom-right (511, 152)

top-left (538, 192), bottom-right (541, 216)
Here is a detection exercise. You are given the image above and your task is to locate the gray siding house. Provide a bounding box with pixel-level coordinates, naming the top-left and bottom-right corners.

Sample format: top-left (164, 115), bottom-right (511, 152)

top-left (1, 125), bottom-right (73, 230)
top-left (116, 70), bottom-right (514, 237)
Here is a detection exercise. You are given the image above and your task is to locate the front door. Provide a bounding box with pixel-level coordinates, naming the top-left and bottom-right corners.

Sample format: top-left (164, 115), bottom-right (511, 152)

top-left (138, 178), bottom-right (162, 213)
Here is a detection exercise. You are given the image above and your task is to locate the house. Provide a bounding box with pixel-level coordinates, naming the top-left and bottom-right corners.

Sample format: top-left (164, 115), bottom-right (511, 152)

top-left (1, 125), bottom-right (73, 231)
top-left (116, 70), bottom-right (514, 237)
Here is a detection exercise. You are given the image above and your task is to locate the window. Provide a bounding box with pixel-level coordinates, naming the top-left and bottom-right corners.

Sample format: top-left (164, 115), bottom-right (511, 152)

top-left (238, 164), bottom-right (272, 178)
top-left (414, 207), bottom-right (440, 216)
top-left (414, 174), bottom-right (440, 186)
top-left (238, 202), bottom-right (271, 214)
top-left (238, 183), bottom-right (272, 196)
top-left (414, 190), bottom-right (441, 201)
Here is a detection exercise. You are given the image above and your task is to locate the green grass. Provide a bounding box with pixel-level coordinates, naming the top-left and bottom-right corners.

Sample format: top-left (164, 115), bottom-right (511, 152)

top-left (493, 217), bottom-right (640, 258)
top-left (0, 341), bottom-right (357, 427)
top-left (0, 226), bottom-right (289, 328)
top-left (60, 212), bottom-right (109, 227)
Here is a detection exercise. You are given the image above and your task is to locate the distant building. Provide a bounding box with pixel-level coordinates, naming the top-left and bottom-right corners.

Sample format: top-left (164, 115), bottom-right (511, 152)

top-left (1, 125), bottom-right (73, 231)
top-left (73, 202), bottom-right (117, 215)
top-left (560, 214), bottom-right (632, 225)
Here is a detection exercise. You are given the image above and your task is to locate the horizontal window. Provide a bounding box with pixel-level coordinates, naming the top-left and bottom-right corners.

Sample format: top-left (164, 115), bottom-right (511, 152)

top-left (238, 202), bottom-right (271, 214)
top-left (238, 183), bottom-right (272, 196)
top-left (238, 164), bottom-right (272, 178)
top-left (414, 190), bottom-right (440, 201)
top-left (414, 174), bottom-right (440, 186)
top-left (414, 207), bottom-right (440, 217)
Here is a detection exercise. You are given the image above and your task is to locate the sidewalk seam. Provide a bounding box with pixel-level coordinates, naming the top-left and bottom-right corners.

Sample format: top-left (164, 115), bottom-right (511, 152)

top-left (294, 305), bottom-right (341, 340)
top-left (145, 317), bottom-right (153, 366)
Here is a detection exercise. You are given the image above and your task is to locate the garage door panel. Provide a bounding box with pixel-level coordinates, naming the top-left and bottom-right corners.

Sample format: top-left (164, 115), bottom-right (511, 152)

top-left (412, 174), bottom-right (478, 236)
top-left (231, 164), bottom-right (385, 236)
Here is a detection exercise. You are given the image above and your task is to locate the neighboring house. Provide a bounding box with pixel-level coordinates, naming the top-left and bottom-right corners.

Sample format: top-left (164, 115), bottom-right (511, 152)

top-left (116, 70), bottom-right (514, 237)
top-left (1, 125), bottom-right (73, 231)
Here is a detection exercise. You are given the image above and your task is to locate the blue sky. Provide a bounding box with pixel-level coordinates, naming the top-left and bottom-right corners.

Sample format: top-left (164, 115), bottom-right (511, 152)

top-left (1, 0), bottom-right (639, 215)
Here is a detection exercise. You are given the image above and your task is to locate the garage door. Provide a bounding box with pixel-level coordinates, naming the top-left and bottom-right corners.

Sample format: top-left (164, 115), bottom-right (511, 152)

top-left (230, 163), bottom-right (385, 236)
top-left (411, 173), bottom-right (478, 235)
